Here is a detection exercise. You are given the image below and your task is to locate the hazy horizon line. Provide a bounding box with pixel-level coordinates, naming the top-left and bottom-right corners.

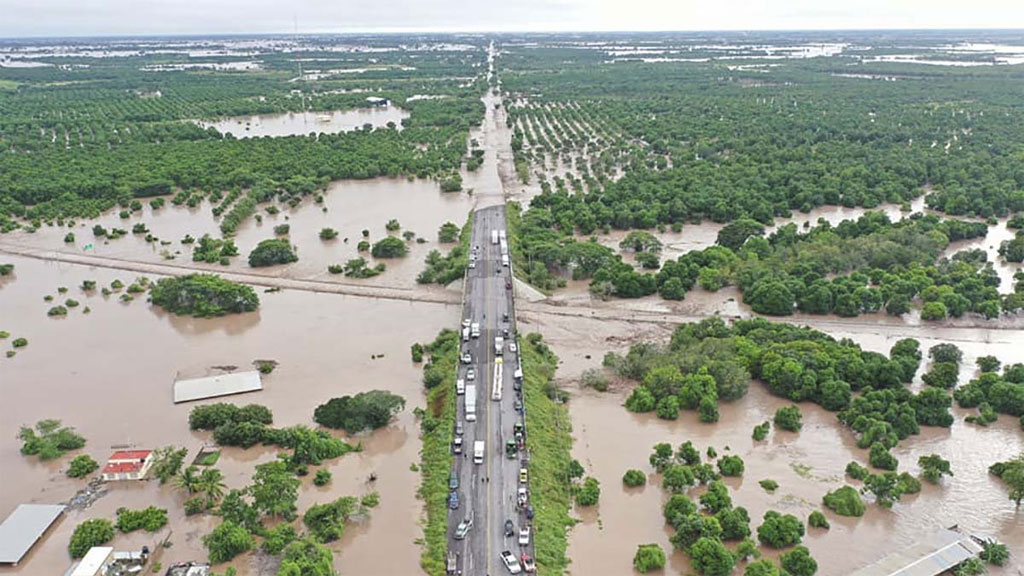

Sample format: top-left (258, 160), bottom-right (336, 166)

top-left (2, 26), bottom-right (1023, 42)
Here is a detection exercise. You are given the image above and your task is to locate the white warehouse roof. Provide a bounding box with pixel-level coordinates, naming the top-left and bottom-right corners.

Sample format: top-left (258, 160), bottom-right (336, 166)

top-left (173, 371), bottom-right (262, 403)
top-left (70, 546), bottom-right (113, 576)
top-left (849, 529), bottom-right (983, 576)
top-left (0, 504), bottom-right (66, 564)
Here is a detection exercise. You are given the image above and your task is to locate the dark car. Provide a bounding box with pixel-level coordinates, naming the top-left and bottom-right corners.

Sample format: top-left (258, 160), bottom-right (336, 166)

top-left (506, 280), bottom-right (512, 290)
top-left (524, 506), bottom-right (535, 520)
top-left (514, 398), bottom-right (523, 413)
top-left (449, 491), bottom-right (460, 510)
top-left (504, 519), bottom-right (515, 537)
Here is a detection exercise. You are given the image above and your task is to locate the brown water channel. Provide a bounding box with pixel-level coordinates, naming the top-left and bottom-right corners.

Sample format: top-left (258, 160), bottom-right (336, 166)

top-left (520, 312), bottom-right (1023, 576)
top-left (195, 107), bottom-right (410, 138)
top-left (0, 254), bottom-right (457, 575)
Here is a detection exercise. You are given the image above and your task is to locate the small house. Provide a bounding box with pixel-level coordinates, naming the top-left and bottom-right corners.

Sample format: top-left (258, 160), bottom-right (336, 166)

top-left (101, 450), bottom-right (153, 482)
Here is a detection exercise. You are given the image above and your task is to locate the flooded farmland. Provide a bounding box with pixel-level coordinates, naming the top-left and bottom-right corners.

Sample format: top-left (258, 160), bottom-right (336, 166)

top-left (196, 107), bottom-right (410, 138)
top-left (0, 253), bottom-right (457, 575)
top-left (0, 177), bottom-right (475, 291)
top-left (517, 311), bottom-right (1024, 576)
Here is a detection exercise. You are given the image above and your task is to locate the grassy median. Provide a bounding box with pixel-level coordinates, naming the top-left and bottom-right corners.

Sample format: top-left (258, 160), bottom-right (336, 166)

top-left (521, 332), bottom-right (574, 575)
top-left (418, 329), bottom-right (459, 576)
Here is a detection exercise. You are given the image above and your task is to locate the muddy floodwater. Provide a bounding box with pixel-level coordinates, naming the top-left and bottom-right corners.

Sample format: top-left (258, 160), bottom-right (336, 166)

top-left (0, 254), bottom-right (456, 575)
top-left (196, 107), bottom-right (410, 138)
top-left (518, 312), bottom-right (1024, 576)
top-left (1, 177), bottom-right (475, 292)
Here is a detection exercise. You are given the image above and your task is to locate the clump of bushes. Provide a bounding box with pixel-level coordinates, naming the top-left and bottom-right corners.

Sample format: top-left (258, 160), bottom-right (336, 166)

top-left (576, 477), bottom-right (601, 506)
top-left (67, 454), bottom-right (99, 478)
top-left (633, 543), bottom-right (666, 573)
top-left (189, 403), bottom-right (273, 431)
top-left (823, 486), bottom-right (866, 516)
top-left (19, 419), bottom-right (85, 460)
top-left (371, 236), bottom-right (408, 258)
top-left (774, 405), bottom-right (803, 432)
top-left (623, 469), bottom-right (647, 487)
top-left (115, 506), bottom-right (169, 533)
top-left (248, 238), bottom-right (298, 267)
top-left (150, 274), bottom-right (259, 317)
top-left (69, 519), bottom-right (115, 558)
top-left (313, 391), bottom-right (406, 434)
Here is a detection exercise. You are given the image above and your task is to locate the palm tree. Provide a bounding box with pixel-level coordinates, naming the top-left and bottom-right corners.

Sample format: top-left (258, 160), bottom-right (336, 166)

top-left (175, 466), bottom-right (201, 494)
top-left (199, 468), bottom-right (227, 505)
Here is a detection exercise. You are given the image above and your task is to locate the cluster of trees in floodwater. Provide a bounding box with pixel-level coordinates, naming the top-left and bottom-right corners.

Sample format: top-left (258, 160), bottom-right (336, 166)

top-left (0, 41), bottom-right (489, 224)
top-left (511, 199), bottom-right (1024, 318)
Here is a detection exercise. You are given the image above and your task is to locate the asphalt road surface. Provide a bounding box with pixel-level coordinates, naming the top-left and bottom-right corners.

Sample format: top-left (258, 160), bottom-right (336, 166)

top-left (447, 204), bottom-right (534, 576)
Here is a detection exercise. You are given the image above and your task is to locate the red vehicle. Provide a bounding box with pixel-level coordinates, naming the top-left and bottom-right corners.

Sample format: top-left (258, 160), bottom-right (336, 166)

top-left (521, 554), bottom-right (537, 573)
top-left (505, 279), bottom-right (512, 290)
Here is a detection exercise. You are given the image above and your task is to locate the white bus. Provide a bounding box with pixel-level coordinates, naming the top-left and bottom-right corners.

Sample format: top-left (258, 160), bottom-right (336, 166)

top-left (492, 358), bottom-right (504, 401)
top-left (465, 384), bottom-right (477, 421)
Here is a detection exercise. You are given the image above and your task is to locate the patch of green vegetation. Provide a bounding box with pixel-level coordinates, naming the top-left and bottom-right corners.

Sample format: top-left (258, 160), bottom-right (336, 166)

top-left (418, 213), bottom-right (472, 285)
top-left (418, 329), bottom-right (457, 576)
top-left (149, 274), bottom-right (259, 317)
top-left (198, 451), bottom-right (221, 466)
top-left (521, 333), bottom-right (574, 574)
top-left (19, 419), bottom-right (86, 460)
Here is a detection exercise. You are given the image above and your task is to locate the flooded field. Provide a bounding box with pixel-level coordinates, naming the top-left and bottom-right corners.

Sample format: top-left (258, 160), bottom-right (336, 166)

top-left (0, 254), bottom-right (457, 575)
top-left (196, 107), bottom-right (410, 138)
top-left (516, 312), bottom-right (1024, 576)
top-left (1, 177), bottom-right (475, 291)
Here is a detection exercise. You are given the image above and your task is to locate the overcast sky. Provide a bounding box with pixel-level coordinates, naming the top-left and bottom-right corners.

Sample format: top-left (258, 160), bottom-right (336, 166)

top-left (1, 0), bottom-right (1022, 38)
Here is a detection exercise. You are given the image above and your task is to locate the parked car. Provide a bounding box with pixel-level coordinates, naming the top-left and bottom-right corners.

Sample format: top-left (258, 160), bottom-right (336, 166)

top-left (514, 398), bottom-right (523, 413)
top-left (448, 491), bottom-right (459, 510)
top-left (504, 519), bottom-right (515, 537)
top-left (449, 470), bottom-right (459, 490)
top-left (466, 368), bottom-right (476, 381)
top-left (453, 437), bottom-right (463, 454)
top-left (455, 421), bottom-right (464, 436)
top-left (519, 468), bottom-right (528, 484)
top-left (462, 318), bottom-right (471, 328)
top-left (503, 312), bottom-right (509, 321)
top-left (518, 526), bottom-right (531, 546)
top-left (506, 279), bottom-right (512, 290)
top-left (501, 551), bottom-right (522, 574)
top-left (468, 260), bottom-right (476, 269)
top-left (517, 487), bottom-right (528, 507)
top-left (509, 341), bottom-right (518, 353)
top-left (461, 352), bottom-right (472, 364)
top-left (454, 516), bottom-right (473, 540)
top-left (521, 554), bottom-right (536, 573)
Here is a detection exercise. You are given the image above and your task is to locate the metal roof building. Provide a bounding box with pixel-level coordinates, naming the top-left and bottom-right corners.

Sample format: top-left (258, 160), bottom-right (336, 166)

top-left (68, 546), bottom-right (113, 576)
top-left (0, 504), bottom-right (66, 564)
top-left (849, 529), bottom-right (983, 576)
top-left (173, 371), bottom-right (262, 403)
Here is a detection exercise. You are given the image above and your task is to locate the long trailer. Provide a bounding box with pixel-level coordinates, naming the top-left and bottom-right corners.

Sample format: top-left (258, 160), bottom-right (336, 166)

top-left (491, 359), bottom-right (503, 401)
top-left (465, 384), bottom-right (477, 421)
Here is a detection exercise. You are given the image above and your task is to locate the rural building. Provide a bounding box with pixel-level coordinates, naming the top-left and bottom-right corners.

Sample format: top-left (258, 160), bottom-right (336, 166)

top-left (0, 504), bottom-right (66, 565)
top-left (848, 528), bottom-right (984, 576)
top-left (66, 546), bottom-right (113, 576)
top-left (173, 371), bottom-right (262, 403)
top-left (101, 450), bottom-right (153, 481)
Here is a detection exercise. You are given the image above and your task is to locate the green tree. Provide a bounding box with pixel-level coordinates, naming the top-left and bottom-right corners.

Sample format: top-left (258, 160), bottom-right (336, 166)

top-left (690, 536), bottom-right (736, 576)
top-left (663, 465), bottom-right (696, 494)
top-left (744, 559), bottom-right (780, 576)
top-left (67, 454), bottom-right (98, 478)
top-left (780, 546), bottom-right (818, 576)
top-left (371, 236), bottom-right (408, 258)
top-left (313, 391), bottom-right (406, 433)
top-left (773, 405), bottom-right (803, 432)
top-left (199, 468), bottom-right (227, 505)
top-left (918, 454), bottom-right (953, 484)
top-left (278, 538), bottom-right (334, 576)
top-left (203, 521), bottom-right (253, 564)
top-left (150, 274), bottom-right (259, 317)
top-left (623, 469), bottom-right (647, 487)
top-left (18, 419), bottom-right (86, 460)
top-left (862, 472), bottom-right (902, 508)
top-left (248, 239), bottom-right (298, 267)
top-left (822, 486), bottom-right (865, 516)
top-left (576, 477), bottom-right (601, 506)
top-left (68, 519), bottom-right (115, 558)
top-left (633, 543), bottom-right (666, 573)
top-left (718, 455), bottom-right (744, 477)
top-left (251, 460), bottom-right (300, 520)
top-left (807, 511), bottom-right (829, 530)
top-left (176, 466), bottom-right (202, 494)
top-left (438, 222), bottom-right (460, 243)
top-left (756, 510), bottom-right (804, 548)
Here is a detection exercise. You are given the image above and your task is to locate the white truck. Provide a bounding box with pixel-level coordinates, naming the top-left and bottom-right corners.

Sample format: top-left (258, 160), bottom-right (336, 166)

top-left (473, 440), bottom-right (485, 464)
top-left (491, 230), bottom-right (499, 245)
top-left (495, 335), bottom-right (504, 356)
top-left (501, 254), bottom-right (509, 267)
top-left (470, 322), bottom-right (480, 338)
top-left (465, 384), bottom-right (477, 422)
top-left (461, 326), bottom-right (470, 342)
top-left (456, 378), bottom-right (465, 395)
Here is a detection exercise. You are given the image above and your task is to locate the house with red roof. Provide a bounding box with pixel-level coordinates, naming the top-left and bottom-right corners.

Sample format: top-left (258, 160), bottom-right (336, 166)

top-left (101, 450), bottom-right (154, 481)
